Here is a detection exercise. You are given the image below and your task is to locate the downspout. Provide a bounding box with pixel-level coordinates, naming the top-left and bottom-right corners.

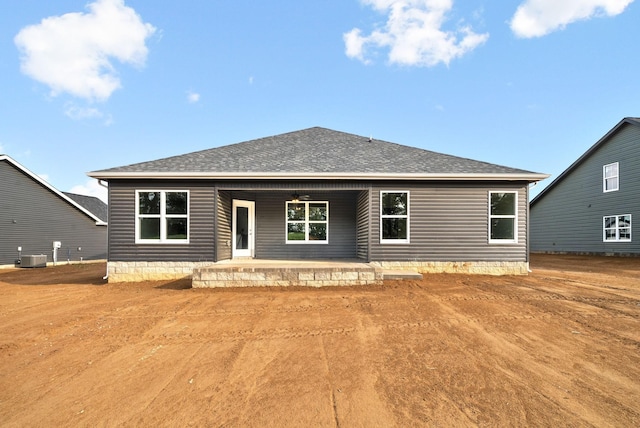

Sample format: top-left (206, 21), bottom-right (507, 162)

top-left (98, 179), bottom-right (109, 280)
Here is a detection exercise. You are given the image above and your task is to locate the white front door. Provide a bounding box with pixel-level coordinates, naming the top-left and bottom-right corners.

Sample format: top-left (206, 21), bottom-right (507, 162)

top-left (232, 200), bottom-right (255, 258)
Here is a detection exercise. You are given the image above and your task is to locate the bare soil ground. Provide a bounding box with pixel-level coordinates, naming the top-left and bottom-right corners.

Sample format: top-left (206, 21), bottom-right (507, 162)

top-left (1, 255), bottom-right (639, 427)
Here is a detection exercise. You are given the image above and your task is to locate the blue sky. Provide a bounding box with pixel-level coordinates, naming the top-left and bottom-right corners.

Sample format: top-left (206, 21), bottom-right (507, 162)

top-left (1, 0), bottom-right (638, 203)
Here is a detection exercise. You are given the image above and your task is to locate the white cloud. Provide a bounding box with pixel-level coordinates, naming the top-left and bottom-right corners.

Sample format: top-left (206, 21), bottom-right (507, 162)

top-left (70, 179), bottom-right (108, 203)
top-left (187, 91), bottom-right (200, 103)
top-left (64, 103), bottom-right (114, 125)
top-left (64, 104), bottom-right (102, 120)
top-left (14, 0), bottom-right (156, 102)
top-left (510, 0), bottom-right (635, 38)
top-left (344, 0), bottom-right (489, 67)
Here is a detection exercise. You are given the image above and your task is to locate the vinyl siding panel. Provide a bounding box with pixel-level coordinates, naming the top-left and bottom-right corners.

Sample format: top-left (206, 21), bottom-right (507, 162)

top-left (0, 161), bottom-right (106, 265)
top-left (531, 123), bottom-right (640, 254)
top-left (356, 189), bottom-right (371, 260)
top-left (253, 191), bottom-right (358, 259)
top-left (216, 190), bottom-right (232, 261)
top-left (106, 179), bottom-right (531, 263)
top-left (370, 182), bottom-right (529, 262)
top-left (108, 180), bottom-right (215, 262)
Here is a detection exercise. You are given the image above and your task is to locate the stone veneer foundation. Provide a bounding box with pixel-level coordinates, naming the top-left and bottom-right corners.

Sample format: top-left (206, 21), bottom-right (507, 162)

top-left (370, 261), bottom-right (530, 275)
top-left (107, 260), bottom-right (528, 284)
top-left (192, 265), bottom-right (384, 288)
top-left (107, 261), bottom-right (385, 287)
top-left (107, 261), bottom-right (211, 283)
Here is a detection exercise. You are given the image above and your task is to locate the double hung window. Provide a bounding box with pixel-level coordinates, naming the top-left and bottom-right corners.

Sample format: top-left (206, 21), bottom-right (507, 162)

top-left (380, 191), bottom-right (409, 243)
top-left (603, 215), bottom-right (631, 242)
top-left (136, 191), bottom-right (189, 243)
top-left (286, 201), bottom-right (328, 243)
top-left (603, 162), bottom-right (619, 192)
top-left (489, 191), bottom-right (517, 243)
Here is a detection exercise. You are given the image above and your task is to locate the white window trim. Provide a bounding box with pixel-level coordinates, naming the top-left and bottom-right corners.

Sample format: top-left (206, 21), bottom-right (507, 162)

top-left (603, 214), bottom-right (632, 242)
top-left (488, 191), bottom-right (518, 244)
top-left (135, 190), bottom-right (190, 244)
top-left (380, 190), bottom-right (410, 244)
top-left (603, 162), bottom-right (619, 193)
top-left (285, 201), bottom-right (329, 244)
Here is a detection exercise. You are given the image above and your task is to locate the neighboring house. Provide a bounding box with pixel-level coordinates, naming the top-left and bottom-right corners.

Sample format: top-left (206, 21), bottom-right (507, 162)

top-left (0, 154), bottom-right (108, 266)
top-left (530, 117), bottom-right (640, 255)
top-left (87, 127), bottom-right (548, 282)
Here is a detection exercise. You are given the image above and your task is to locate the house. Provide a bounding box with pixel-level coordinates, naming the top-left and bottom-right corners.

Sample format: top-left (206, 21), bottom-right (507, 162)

top-left (0, 154), bottom-right (108, 267)
top-left (530, 117), bottom-right (640, 255)
top-left (87, 127), bottom-right (548, 283)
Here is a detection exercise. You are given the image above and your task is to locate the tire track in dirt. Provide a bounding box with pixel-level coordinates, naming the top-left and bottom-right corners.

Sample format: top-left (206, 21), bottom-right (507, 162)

top-left (430, 289), bottom-right (640, 426)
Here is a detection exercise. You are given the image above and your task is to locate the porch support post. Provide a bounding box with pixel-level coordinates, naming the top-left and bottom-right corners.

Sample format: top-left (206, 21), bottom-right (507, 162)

top-left (213, 185), bottom-right (219, 262)
top-left (367, 185), bottom-right (373, 262)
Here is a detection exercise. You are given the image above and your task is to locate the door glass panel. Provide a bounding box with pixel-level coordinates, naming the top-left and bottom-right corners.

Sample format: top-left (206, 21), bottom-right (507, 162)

top-left (236, 206), bottom-right (249, 250)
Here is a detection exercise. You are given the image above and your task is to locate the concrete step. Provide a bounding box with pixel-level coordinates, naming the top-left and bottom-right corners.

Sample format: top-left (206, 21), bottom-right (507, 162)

top-left (382, 270), bottom-right (423, 280)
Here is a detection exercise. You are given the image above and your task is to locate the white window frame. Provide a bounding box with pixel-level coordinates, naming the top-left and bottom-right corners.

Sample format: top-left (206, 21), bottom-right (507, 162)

top-left (488, 191), bottom-right (518, 244)
top-left (603, 162), bottom-right (619, 192)
top-left (380, 191), bottom-right (410, 244)
top-left (285, 201), bottom-right (329, 244)
top-left (135, 190), bottom-right (190, 244)
top-left (603, 214), bottom-right (631, 242)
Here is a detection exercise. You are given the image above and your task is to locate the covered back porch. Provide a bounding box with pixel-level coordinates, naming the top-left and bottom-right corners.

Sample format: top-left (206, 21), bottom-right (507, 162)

top-left (214, 185), bottom-right (371, 262)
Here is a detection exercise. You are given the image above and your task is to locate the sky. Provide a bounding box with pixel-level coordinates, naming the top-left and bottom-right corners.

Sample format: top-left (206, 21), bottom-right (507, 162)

top-left (1, 0), bottom-right (639, 203)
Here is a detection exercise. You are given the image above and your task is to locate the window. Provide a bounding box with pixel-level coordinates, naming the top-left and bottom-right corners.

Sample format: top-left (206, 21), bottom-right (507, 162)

top-left (603, 162), bottom-right (619, 192)
top-left (380, 191), bottom-right (409, 243)
top-left (603, 215), bottom-right (631, 242)
top-left (136, 191), bottom-right (189, 243)
top-left (489, 191), bottom-right (517, 243)
top-left (286, 201), bottom-right (328, 244)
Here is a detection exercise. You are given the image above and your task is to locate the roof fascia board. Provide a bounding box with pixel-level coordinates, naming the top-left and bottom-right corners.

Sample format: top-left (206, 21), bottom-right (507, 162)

top-left (1, 155), bottom-right (106, 225)
top-left (530, 117), bottom-right (640, 206)
top-left (88, 171), bottom-right (549, 182)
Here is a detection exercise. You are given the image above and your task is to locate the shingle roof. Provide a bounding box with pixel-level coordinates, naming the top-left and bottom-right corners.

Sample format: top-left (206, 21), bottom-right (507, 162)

top-left (89, 127), bottom-right (546, 181)
top-left (63, 192), bottom-right (108, 223)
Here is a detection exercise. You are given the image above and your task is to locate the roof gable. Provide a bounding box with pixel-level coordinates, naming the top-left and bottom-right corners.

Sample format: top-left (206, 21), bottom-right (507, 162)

top-left (0, 155), bottom-right (107, 225)
top-left (531, 117), bottom-right (640, 206)
top-left (89, 127), bottom-right (547, 181)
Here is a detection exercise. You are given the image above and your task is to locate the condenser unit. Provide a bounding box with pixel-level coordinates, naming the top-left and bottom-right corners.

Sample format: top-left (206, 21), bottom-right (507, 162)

top-left (20, 255), bottom-right (47, 268)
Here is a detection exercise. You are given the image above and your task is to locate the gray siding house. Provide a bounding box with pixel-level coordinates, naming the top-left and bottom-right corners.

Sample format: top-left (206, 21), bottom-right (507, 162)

top-left (530, 117), bottom-right (640, 255)
top-left (0, 155), bottom-right (108, 266)
top-left (88, 127), bottom-right (548, 282)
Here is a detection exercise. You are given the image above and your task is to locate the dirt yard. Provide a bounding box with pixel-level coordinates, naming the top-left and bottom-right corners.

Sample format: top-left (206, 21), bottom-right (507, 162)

top-left (0, 255), bottom-right (638, 427)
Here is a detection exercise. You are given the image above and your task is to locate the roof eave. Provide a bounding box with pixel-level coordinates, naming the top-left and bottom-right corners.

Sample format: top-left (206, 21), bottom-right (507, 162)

top-left (88, 171), bottom-right (549, 182)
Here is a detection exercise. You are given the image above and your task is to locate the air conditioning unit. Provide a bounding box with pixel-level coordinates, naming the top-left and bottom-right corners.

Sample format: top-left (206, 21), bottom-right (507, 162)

top-left (20, 255), bottom-right (47, 268)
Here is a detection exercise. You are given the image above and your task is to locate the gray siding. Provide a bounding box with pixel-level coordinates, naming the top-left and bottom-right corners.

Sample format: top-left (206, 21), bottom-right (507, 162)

top-left (252, 191), bottom-right (358, 259)
top-left (106, 179), bottom-right (530, 263)
top-left (215, 190), bottom-right (232, 261)
top-left (356, 189), bottom-right (371, 260)
top-left (531, 123), bottom-right (640, 254)
top-left (0, 160), bottom-right (106, 265)
top-left (370, 182), bottom-right (529, 262)
top-left (108, 180), bottom-right (215, 262)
